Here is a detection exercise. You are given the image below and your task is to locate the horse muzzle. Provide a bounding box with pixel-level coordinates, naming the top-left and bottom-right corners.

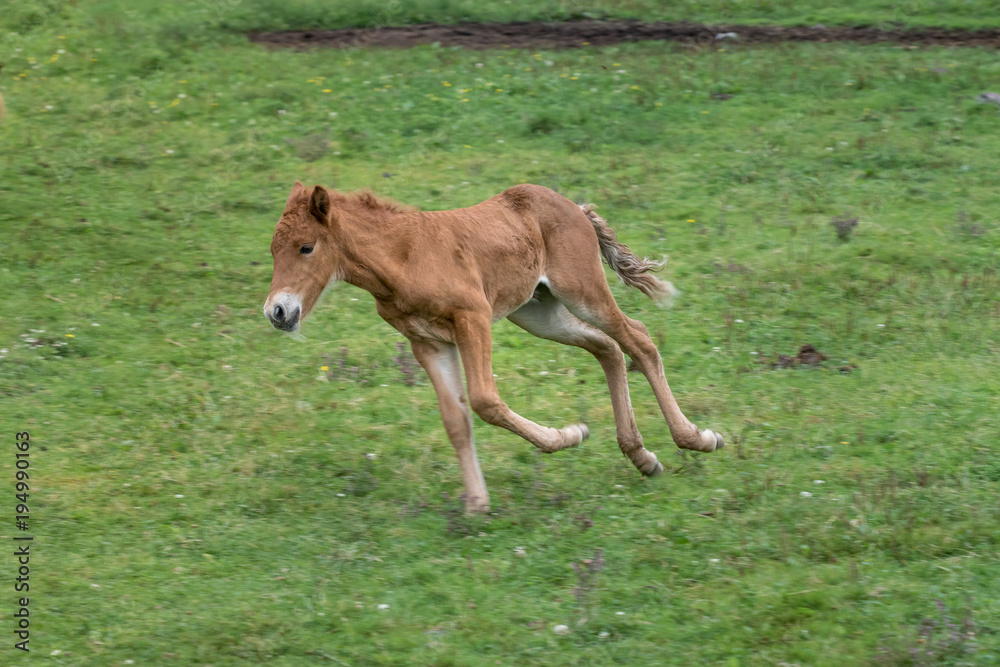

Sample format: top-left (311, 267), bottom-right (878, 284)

top-left (264, 294), bottom-right (302, 331)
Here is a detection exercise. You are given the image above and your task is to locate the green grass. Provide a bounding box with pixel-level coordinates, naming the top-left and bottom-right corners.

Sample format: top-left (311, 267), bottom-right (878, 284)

top-left (216, 0), bottom-right (1000, 31)
top-left (8, 0), bottom-right (1000, 37)
top-left (1, 2), bottom-right (999, 665)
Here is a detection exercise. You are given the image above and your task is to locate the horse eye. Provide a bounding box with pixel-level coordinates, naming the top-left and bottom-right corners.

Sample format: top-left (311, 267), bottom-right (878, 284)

top-left (300, 245), bottom-right (314, 255)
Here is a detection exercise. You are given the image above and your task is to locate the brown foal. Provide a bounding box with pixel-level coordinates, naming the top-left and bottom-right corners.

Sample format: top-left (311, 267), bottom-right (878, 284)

top-left (264, 182), bottom-right (723, 512)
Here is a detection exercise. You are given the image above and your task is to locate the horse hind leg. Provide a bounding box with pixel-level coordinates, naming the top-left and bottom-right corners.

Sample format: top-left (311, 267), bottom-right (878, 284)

top-left (508, 286), bottom-right (663, 475)
top-left (545, 265), bottom-right (724, 455)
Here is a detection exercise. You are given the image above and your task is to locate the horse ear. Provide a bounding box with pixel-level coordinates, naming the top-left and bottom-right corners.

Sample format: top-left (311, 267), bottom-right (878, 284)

top-left (284, 181), bottom-right (306, 210)
top-left (309, 185), bottom-right (331, 224)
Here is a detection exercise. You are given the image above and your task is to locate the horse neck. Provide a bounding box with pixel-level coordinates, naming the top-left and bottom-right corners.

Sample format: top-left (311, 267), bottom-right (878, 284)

top-left (331, 209), bottom-right (401, 300)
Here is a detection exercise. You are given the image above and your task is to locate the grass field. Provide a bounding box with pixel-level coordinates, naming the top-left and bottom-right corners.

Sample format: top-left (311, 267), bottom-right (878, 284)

top-left (1, 1), bottom-right (999, 665)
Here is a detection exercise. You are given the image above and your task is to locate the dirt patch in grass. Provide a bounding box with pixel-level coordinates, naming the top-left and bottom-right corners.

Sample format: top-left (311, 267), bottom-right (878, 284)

top-left (249, 20), bottom-right (1000, 51)
top-left (772, 344), bottom-right (827, 368)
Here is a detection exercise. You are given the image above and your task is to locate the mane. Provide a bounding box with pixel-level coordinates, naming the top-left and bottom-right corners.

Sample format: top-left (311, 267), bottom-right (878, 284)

top-left (345, 190), bottom-right (416, 215)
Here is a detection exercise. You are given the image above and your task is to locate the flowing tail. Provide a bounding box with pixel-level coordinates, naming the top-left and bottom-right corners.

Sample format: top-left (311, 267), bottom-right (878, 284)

top-left (580, 204), bottom-right (678, 306)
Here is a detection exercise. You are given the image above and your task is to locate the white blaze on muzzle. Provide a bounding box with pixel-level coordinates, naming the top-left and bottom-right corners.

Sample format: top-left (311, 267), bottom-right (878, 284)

top-left (264, 291), bottom-right (303, 331)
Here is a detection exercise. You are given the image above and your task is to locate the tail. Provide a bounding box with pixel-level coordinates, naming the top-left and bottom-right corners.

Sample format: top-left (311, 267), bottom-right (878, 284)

top-left (580, 204), bottom-right (678, 307)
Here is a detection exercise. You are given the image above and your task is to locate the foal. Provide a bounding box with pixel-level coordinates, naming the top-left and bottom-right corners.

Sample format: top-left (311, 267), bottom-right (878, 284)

top-left (264, 182), bottom-right (723, 512)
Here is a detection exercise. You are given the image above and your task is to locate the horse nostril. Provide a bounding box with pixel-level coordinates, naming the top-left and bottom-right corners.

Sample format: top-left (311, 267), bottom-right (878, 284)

top-left (273, 304), bottom-right (285, 322)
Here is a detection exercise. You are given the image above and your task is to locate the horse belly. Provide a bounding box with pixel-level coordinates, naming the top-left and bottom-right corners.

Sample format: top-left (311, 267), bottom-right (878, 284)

top-left (482, 237), bottom-right (545, 322)
top-left (488, 269), bottom-right (545, 323)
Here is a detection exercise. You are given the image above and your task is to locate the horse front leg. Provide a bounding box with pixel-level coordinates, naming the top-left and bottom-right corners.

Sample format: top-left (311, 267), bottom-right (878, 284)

top-left (453, 310), bottom-right (590, 454)
top-left (409, 339), bottom-right (491, 513)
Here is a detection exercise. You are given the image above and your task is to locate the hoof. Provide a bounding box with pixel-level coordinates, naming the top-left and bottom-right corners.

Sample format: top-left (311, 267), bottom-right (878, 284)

top-left (713, 431), bottom-right (725, 451)
top-left (700, 429), bottom-right (724, 453)
top-left (642, 460), bottom-right (664, 477)
top-left (546, 424), bottom-right (589, 452)
top-left (463, 494), bottom-right (491, 514)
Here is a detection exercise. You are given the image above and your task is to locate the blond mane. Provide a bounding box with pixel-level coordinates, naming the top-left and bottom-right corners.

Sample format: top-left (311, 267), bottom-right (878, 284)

top-left (345, 190), bottom-right (415, 215)
top-left (282, 187), bottom-right (414, 218)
